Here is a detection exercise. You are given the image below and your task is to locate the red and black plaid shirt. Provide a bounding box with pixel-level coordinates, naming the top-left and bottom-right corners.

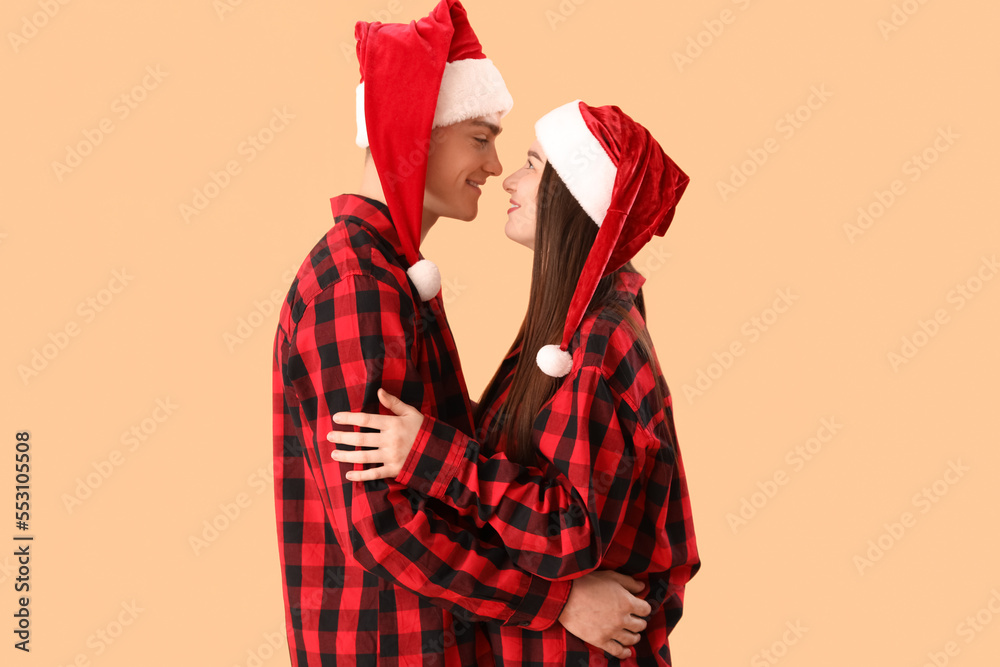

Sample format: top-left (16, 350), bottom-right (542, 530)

top-left (396, 270), bottom-right (701, 666)
top-left (273, 195), bottom-right (570, 667)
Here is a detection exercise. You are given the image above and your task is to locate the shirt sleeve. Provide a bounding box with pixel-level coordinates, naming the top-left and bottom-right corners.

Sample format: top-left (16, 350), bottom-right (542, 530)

top-left (285, 272), bottom-right (569, 629)
top-left (396, 365), bottom-right (659, 582)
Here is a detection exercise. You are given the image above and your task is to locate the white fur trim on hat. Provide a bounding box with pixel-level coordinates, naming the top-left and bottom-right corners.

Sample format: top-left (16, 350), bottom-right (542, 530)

top-left (355, 83), bottom-right (368, 148)
top-left (433, 58), bottom-right (513, 128)
top-left (406, 259), bottom-right (441, 301)
top-left (536, 344), bottom-right (573, 378)
top-left (355, 58), bottom-right (513, 148)
top-left (534, 100), bottom-right (617, 227)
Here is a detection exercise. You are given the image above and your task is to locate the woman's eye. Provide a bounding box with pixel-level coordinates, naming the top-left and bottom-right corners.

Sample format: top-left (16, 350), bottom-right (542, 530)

top-left (525, 160), bottom-right (534, 170)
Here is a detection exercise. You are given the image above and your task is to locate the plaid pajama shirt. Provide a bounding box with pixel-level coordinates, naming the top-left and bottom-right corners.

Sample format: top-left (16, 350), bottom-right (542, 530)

top-left (273, 194), bottom-right (570, 666)
top-left (396, 270), bottom-right (701, 666)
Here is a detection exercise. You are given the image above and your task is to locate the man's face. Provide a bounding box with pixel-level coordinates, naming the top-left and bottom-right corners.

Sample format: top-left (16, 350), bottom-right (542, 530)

top-left (423, 116), bottom-right (503, 222)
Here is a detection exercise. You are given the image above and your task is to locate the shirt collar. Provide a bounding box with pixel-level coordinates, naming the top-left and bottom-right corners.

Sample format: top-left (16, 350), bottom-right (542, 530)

top-left (613, 267), bottom-right (646, 301)
top-left (330, 194), bottom-right (408, 260)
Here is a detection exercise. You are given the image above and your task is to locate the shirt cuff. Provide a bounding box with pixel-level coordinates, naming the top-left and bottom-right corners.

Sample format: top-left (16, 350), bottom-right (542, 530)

top-left (504, 578), bottom-right (572, 631)
top-left (395, 414), bottom-right (469, 499)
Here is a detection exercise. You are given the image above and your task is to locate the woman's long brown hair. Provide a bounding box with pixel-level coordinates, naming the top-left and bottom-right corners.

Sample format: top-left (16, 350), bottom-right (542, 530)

top-left (474, 163), bottom-right (668, 466)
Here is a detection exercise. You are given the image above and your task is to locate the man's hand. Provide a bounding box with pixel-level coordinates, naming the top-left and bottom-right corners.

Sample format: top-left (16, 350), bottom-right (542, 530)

top-left (558, 571), bottom-right (652, 660)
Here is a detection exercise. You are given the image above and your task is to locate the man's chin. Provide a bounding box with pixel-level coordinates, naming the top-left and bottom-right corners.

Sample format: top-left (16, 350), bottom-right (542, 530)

top-left (446, 205), bottom-right (478, 222)
top-left (424, 192), bottom-right (479, 222)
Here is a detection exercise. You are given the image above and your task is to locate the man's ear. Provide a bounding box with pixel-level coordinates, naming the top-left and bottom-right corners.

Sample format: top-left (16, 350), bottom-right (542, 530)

top-left (364, 147), bottom-right (372, 164)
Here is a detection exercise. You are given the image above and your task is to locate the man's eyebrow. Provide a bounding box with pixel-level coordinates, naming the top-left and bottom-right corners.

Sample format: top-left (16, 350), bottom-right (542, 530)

top-left (471, 119), bottom-right (502, 136)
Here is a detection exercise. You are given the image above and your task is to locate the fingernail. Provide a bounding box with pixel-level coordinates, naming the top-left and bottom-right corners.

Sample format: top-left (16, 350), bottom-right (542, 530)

top-left (330, 451), bottom-right (339, 460)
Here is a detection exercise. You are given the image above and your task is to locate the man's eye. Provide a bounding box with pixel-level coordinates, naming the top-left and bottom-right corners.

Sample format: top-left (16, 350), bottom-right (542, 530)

top-left (475, 137), bottom-right (489, 147)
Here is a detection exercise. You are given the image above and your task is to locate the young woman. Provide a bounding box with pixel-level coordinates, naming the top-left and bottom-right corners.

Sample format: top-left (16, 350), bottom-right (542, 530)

top-left (328, 100), bottom-right (700, 666)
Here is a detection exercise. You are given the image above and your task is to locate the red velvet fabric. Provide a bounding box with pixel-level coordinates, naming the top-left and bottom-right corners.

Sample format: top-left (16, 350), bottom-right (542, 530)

top-left (559, 102), bottom-right (689, 351)
top-left (445, 1), bottom-right (485, 62)
top-left (354, 0), bottom-right (482, 268)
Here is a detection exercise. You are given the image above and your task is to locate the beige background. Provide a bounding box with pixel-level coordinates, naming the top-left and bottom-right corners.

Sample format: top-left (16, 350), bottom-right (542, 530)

top-left (3, 0), bottom-right (999, 665)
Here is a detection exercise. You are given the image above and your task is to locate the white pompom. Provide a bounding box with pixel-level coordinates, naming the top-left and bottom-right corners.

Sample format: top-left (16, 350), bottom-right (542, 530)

top-left (536, 344), bottom-right (573, 378)
top-left (407, 259), bottom-right (441, 301)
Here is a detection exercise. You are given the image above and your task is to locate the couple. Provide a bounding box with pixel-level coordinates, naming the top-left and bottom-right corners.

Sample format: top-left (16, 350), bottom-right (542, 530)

top-left (272, 1), bottom-right (699, 665)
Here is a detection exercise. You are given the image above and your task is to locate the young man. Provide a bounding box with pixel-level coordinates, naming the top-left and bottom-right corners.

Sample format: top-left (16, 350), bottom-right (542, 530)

top-left (272, 2), bottom-right (650, 665)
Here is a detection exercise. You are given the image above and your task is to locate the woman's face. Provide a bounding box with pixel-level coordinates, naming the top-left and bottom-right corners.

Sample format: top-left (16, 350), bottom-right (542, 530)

top-left (501, 139), bottom-right (547, 250)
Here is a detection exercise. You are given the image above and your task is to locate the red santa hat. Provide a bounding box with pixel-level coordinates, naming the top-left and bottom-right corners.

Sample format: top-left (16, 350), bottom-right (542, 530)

top-left (354, 0), bottom-right (513, 301)
top-left (532, 100), bottom-right (689, 377)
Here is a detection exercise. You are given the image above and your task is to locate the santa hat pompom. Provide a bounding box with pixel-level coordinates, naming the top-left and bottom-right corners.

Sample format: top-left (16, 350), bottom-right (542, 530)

top-left (407, 259), bottom-right (441, 301)
top-left (536, 344), bottom-right (573, 378)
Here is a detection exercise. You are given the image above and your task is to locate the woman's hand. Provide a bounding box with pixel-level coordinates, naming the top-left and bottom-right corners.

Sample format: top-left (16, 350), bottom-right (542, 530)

top-left (558, 571), bottom-right (651, 660)
top-left (326, 389), bottom-right (424, 482)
